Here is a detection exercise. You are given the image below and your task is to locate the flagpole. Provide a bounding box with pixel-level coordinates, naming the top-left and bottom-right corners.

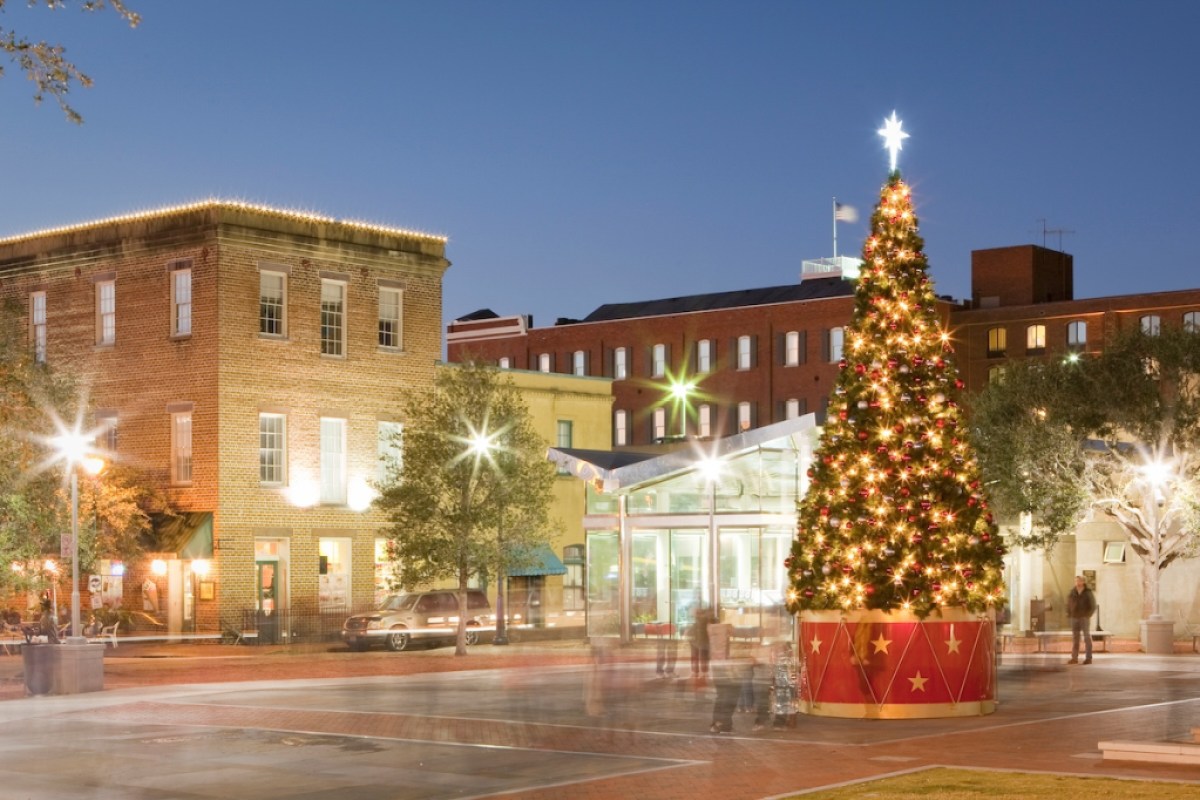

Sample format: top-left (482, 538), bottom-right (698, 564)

top-left (832, 197), bottom-right (838, 260)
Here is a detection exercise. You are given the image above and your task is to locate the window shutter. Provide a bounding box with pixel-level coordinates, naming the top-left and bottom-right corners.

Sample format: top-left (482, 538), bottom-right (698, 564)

top-left (777, 332), bottom-right (786, 365)
top-left (750, 335), bottom-right (758, 368)
top-left (603, 347), bottom-right (613, 377)
top-left (822, 329), bottom-right (831, 362)
top-left (799, 330), bottom-right (808, 365)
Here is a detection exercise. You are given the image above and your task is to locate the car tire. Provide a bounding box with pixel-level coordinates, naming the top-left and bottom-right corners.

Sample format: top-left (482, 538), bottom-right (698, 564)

top-left (465, 628), bottom-right (479, 646)
top-left (386, 629), bottom-right (410, 652)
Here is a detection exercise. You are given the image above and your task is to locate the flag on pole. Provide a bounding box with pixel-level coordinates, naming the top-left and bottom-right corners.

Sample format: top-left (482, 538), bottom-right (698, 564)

top-left (834, 202), bottom-right (858, 223)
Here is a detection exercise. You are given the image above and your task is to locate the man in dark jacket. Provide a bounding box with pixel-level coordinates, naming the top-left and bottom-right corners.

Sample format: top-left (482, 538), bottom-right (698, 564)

top-left (1067, 575), bottom-right (1097, 664)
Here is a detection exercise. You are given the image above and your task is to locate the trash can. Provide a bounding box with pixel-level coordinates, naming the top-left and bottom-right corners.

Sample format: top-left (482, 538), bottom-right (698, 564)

top-left (257, 611), bottom-right (278, 645)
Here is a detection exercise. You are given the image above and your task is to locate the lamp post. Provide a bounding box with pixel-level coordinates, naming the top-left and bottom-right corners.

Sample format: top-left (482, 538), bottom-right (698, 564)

top-left (669, 379), bottom-right (695, 439)
top-left (51, 431), bottom-right (104, 644)
top-left (465, 431), bottom-right (510, 646)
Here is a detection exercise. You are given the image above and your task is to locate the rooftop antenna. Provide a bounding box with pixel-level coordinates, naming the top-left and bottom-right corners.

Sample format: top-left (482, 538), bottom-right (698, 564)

top-left (1036, 219), bottom-right (1075, 251)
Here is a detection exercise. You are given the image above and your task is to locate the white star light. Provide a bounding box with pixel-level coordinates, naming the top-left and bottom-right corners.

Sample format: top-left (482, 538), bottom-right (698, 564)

top-left (877, 111), bottom-right (910, 172)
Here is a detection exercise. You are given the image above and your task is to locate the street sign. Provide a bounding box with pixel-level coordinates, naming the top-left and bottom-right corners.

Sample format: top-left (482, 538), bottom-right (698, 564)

top-left (60, 534), bottom-right (73, 559)
top-left (88, 575), bottom-right (102, 592)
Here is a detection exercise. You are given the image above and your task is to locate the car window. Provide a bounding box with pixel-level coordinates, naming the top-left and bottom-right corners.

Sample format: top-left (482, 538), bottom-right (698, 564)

top-left (381, 595), bottom-right (416, 611)
top-left (467, 593), bottom-right (489, 610)
top-left (416, 595), bottom-right (437, 613)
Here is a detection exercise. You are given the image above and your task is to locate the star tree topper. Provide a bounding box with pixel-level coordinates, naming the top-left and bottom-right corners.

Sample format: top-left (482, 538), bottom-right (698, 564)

top-left (878, 111), bottom-right (909, 172)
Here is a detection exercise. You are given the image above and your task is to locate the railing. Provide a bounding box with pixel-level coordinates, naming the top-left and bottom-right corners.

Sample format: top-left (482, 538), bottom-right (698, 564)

top-left (236, 606), bottom-right (368, 645)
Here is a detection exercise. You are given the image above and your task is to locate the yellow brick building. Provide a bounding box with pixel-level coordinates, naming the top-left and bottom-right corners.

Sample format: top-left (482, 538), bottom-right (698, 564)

top-left (0, 202), bottom-right (448, 639)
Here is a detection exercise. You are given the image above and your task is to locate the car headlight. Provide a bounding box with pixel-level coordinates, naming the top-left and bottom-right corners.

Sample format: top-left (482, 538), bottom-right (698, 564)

top-left (366, 620), bottom-right (382, 630)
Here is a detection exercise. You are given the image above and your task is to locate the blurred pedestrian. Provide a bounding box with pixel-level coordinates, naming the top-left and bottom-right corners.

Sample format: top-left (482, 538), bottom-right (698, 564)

top-left (1067, 575), bottom-right (1096, 665)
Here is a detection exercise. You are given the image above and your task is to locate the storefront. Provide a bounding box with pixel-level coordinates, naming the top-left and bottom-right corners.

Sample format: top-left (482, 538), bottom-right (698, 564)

top-left (549, 415), bottom-right (818, 643)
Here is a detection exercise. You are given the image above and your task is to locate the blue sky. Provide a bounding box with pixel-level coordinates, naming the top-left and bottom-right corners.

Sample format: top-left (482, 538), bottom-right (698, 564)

top-left (3, 1), bottom-right (1198, 329)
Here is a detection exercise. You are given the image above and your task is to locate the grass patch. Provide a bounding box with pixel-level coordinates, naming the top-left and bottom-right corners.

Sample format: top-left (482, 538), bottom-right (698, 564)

top-left (791, 767), bottom-right (1197, 798)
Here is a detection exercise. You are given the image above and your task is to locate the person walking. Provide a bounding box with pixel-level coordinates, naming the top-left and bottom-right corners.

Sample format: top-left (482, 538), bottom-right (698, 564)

top-left (1067, 575), bottom-right (1097, 665)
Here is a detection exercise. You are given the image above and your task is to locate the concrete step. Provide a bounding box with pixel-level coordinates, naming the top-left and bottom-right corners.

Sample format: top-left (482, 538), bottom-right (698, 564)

top-left (1099, 739), bottom-right (1200, 765)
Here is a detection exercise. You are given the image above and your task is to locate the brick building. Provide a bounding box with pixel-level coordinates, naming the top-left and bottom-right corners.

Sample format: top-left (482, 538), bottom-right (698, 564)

top-left (0, 202), bottom-right (449, 638)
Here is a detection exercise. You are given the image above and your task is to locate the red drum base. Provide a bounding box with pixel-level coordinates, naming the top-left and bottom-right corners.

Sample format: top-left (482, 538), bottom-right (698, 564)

top-left (798, 608), bottom-right (996, 719)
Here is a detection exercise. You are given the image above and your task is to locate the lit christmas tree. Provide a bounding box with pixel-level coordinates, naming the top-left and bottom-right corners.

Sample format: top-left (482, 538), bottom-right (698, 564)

top-left (787, 162), bottom-right (1005, 619)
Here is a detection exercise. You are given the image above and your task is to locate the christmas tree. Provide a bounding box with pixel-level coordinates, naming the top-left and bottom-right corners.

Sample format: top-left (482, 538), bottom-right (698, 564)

top-left (786, 171), bottom-right (1005, 618)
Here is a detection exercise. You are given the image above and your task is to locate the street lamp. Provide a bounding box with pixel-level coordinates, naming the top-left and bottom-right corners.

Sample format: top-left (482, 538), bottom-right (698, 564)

top-left (51, 430), bottom-right (104, 644)
top-left (669, 379), bottom-right (695, 439)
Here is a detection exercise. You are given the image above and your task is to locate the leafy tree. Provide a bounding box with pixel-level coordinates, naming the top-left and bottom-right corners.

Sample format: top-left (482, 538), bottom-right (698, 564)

top-left (2, 0), bottom-right (139, 123)
top-left (972, 327), bottom-right (1200, 620)
top-left (375, 361), bottom-right (558, 655)
top-left (787, 174), bottom-right (1005, 618)
top-left (0, 302), bottom-right (155, 596)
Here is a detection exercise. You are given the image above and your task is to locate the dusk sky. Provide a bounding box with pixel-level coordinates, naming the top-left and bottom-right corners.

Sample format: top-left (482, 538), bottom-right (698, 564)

top-left (3, 2), bottom-right (1198, 331)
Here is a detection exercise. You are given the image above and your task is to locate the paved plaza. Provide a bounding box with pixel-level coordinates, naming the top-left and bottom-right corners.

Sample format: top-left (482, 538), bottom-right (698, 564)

top-left (0, 645), bottom-right (1197, 798)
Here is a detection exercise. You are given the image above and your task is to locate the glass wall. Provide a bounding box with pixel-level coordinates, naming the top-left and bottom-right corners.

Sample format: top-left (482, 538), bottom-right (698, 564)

top-left (587, 532), bottom-right (619, 637)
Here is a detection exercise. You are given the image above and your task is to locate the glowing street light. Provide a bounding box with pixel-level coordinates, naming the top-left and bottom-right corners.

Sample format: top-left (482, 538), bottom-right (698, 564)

top-left (669, 379), bottom-right (696, 439)
top-left (51, 428), bottom-right (105, 644)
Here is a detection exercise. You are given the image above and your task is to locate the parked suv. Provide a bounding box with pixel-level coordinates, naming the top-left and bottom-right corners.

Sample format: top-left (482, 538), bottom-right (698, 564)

top-left (342, 589), bottom-right (493, 652)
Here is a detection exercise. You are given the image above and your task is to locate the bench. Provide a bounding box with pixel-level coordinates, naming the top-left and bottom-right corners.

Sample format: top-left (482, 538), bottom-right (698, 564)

top-left (1034, 630), bottom-right (1112, 653)
top-left (1099, 740), bottom-right (1200, 765)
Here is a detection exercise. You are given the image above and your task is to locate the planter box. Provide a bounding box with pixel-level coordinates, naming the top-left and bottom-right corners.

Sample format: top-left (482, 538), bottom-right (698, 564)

top-left (799, 608), bottom-right (996, 719)
top-left (23, 643), bottom-right (105, 695)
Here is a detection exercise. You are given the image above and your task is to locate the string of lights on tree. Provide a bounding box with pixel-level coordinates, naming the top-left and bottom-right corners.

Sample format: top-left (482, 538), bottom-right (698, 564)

top-left (786, 115), bottom-right (1005, 618)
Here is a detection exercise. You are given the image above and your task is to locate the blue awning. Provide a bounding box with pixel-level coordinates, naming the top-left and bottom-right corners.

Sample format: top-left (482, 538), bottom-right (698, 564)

top-left (507, 545), bottom-right (567, 577)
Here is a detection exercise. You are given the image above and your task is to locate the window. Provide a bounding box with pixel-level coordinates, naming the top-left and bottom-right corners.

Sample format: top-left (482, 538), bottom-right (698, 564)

top-left (320, 280), bottom-right (346, 356)
top-left (171, 263), bottom-right (192, 337)
top-left (737, 401), bottom-right (753, 431)
top-left (377, 421), bottom-right (403, 483)
top-left (562, 544), bottom-right (585, 611)
top-left (498, 357), bottom-right (511, 369)
top-left (652, 407), bottom-right (667, 441)
top-left (697, 339), bottom-right (712, 373)
top-left (698, 404), bottom-right (712, 438)
top-left (572, 350), bottom-right (587, 376)
top-left (1185, 311), bottom-right (1200, 333)
top-left (1026, 324), bottom-right (1046, 353)
top-left (318, 538), bottom-right (351, 610)
top-left (30, 291), bottom-right (46, 363)
top-left (1140, 314), bottom-right (1161, 336)
top-left (320, 417), bottom-right (347, 504)
top-left (96, 411), bottom-right (118, 453)
top-left (737, 335), bottom-right (753, 370)
top-left (988, 365), bottom-right (1007, 384)
top-left (785, 398), bottom-right (801, 419)
top-left (828, 327), bottom-right (844, 363)
top-left (1067, 320), bottom-right (1087, 350)
top-left (987, 327), bottom-right (1007, 357)
top-left (259, 413), bottom-right (286, 485)
top-left (171, 410), bottom-right (193, 485)
top-left (784, 331), bottom-right (801, 367)
top-left (259, 270), bottom-right (287, 336)
top-left (374, 538), bottom-right (399, 605)
top-left (614, 410), bottom-right (628, 446)
top-left (537, 353), bottom-right (552, 373)
top-left (96, 279), bottom-right (116, 346)
top-left (1103, 542), bottom-right (1126, 564)
top-left (378, 287), bottom-right (403, 349)
top-left (652, 343), bottom-right (667, 378)
top-left (613, 347), bottom-right (627, 380)
top-left (556, 420), bottom-right (573, 474)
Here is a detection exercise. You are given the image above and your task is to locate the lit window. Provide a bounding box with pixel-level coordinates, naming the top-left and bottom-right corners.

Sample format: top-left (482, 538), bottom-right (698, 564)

top-left (828, 327), bottom-right (844, 362)
top-left (96, 280), bottom-right (116, 346)
top-left (259, 270), bottom-right (287, 336)
top-left (652, 343), bottom-right (667, 378)
top-left (1140, 314), bottom-right (1161, 336)
top-left (785, 398), bottom-right (801, 419)
top-left (653, 407), bottom-right (667, 441)
top-left (784, 331), bottom-right (801, 366)
top-left (378, 287), bottom-right (403, 349)
top-left (737, 335), bottom-right (753, 370)
top-left (1103, 542), bottom-right (1126, 564)
top-left (1184, 311), bottom-right (1200, 333)
top-left (96, 411), bottom-right (118, 453)
top-left (698, 404), bottom-right (712, 438)
top-left (30, 291), bottom-right (46, 363)
top-left (738, 401), bottom-right (753, 431)
top-left (320, 417), bottom-right (347, 504)
top-left (320, 280), bottom-right (346, 356)
top-left (988, 365), bottom-right (1007, 384)
top-left (171, 411), bottom-right (193, 484)
top-left (613, 347), bottom-right (627, 380)
top-left (1026, 324), bottom-right (1046, 352)
top-left (1067, 320), bottom-right (1087, 350)
top-left (538, 353), bottom-right (552, 373)
top-left (498, 357), bottom-right (511, 369)
top-left (987, 327), bottom-right (1007, 356)
top-left (259, 413), bottom-right (286, 485)
top-left (377, 421), bottom-right (403, 483)
top-left (572, 350), bottom-right (587, 376)
top-left (171, 263), bottom-right (192, 337)
top-left (697, 339), bottom-right (712, 373)
top-left (318, 538), bottom-right (351, 610)
top-left (614, 410), bottom-right (628, 446)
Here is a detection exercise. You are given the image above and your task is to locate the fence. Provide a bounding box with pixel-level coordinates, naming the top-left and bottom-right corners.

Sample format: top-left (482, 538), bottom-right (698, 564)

top-left (236, 606), bottom-right (372, 645)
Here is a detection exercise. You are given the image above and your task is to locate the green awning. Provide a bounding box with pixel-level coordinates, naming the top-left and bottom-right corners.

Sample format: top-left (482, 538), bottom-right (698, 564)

top-left (507, 544), bottom-right (567, 577)
top-left (147, 512), bottom-right (214, 559)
